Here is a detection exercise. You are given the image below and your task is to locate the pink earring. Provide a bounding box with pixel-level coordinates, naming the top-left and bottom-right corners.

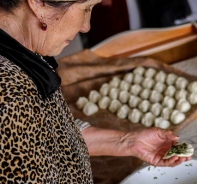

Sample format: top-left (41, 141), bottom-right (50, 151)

top-left (40, 18), bottom-right (47, 31)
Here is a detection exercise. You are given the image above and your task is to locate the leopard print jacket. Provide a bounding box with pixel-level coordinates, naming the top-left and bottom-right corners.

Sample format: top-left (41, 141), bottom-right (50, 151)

top-left (0, 56), bottom-right (93, 184)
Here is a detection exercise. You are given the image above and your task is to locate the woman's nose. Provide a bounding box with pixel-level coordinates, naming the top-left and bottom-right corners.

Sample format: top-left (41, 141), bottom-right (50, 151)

top-left (80, 14), bottom-right (91, 33)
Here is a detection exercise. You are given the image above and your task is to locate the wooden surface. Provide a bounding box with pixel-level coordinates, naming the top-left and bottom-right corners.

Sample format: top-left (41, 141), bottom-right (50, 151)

top-left (58, 56), bottom-right (197, 184)
top-left (90, 22), bottom-right (197, 62)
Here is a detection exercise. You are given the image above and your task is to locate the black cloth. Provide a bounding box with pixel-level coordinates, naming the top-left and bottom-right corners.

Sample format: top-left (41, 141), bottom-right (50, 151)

top-left (0, 29), bottom-right (61, 100)
top-left (137, 0), bottom-right (192, 27)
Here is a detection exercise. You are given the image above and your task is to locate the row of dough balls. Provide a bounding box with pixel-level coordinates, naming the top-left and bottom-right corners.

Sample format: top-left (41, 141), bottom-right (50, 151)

top-left (76, 95), bottom-right (186, 129)
top-left (76, 67), bottom-right (197, 129)
top-left (122, 66), bottom-right (193, 90)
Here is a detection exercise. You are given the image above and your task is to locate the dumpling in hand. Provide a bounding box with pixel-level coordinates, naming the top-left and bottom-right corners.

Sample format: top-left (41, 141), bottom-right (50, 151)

top-left (128, 108), bottom-right (142, 123)
top-left (163, 143), bottom-right (194, 159)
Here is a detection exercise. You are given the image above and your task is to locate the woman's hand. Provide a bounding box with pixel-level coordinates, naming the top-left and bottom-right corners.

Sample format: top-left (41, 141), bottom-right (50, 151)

top-left (127, 127), bottom-right (191, 166)
top-left (82, 126), bottom-right (191, 167)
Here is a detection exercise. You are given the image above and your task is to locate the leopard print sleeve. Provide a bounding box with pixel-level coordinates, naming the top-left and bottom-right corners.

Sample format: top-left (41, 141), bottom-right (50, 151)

top-left (0, 57), bottom-right (94, 183)
top-left (0, 98), bottom-right (46, 183)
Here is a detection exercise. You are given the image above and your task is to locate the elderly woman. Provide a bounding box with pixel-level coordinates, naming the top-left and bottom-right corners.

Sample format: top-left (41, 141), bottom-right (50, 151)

top-left (0, 0), bottom-right (191, 183)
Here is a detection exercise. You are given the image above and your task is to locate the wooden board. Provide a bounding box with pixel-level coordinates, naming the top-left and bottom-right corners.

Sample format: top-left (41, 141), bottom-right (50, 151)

top-left (59, 57), bottom-right (197, 134)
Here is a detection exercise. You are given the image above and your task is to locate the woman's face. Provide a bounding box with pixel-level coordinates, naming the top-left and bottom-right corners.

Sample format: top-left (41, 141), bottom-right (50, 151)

top-left (40, 0), bottom-right (101, 56)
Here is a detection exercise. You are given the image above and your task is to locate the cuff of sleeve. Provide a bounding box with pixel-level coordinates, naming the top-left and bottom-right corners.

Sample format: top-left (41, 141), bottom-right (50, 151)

top-left (74, 119), bottom-right (91, 131)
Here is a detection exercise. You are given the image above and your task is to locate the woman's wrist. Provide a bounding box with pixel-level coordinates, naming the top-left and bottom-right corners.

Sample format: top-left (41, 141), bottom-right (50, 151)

top-left (81, 126), bottom-right (136, 156)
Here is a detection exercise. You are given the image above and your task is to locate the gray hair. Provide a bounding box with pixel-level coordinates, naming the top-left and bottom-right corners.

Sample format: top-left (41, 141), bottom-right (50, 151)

top-left (0, 0), bottom-right (86, 12)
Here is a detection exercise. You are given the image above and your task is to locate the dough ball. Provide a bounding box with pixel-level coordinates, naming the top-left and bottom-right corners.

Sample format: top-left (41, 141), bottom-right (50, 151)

top-left (149, 90), bottom-right (163, 103)
top-left (176, 99), bottom-right (191, 113)
top-left (98, 96), bottom-right (111, 109)
top-left (164, 85), bottom-right (176, 97)
top-left (128, 108), bottom-right (142, 123)
top-left (130, 84), bottom-right (142, 96)
top-left (141, 112), bottom-right (155, 127)
top-left (119, 80), bottom-right (130, 91)
top-left (187, 81), bottom-right (197, 93)
top-left (99, 83), bottom-right (111, 96)
top-left (108, 99), bottom-right (122, 113)
top-left (144, 67), bottom-right (157, 78)
top-left (109, 77), bottom-right (121, 88)
top-left (133, 66), bottom-right (145, 75)
top-left (83, 102), bottom-right (98, 116)
top-left (142, 78), bottom-right (155, 89)
top-left (161, 107), bottom-right (172, 120)
top-left (175, 89), bottom-right (188, 101)
top-left (150, 103), bottom-right (162, 116)
top-left (188, 92), bottom-right (197, 105)
top-left (153, 82), bottom-right (166, 93)
top-left (154, 71), bottom-right (167, 83)
top-left (119, 91), bottom-right (130, 104)
top-left (128, 95), bottom-right (142, 108)
top-left (162, 96), bottom-right (176, 109)
top-left (76, 97), bottom-right (88, 110)
top-left (109, 87), bottom-right (120, 100)
top-left (133, 74), bottom-right (144, 84)
top-left (170, 110), bottom-right (186, 124)
top-left (138, 100), bottom-right (150, 113)
top-left (123, 72), bottom-right (133, 83)
top-left (166, 73), bottom-right (178, 85)
top-left (154, 117), bottom-right (170, 129)
top-left (117, 104), bottom-right (131, 119)
top-left (89, 90), bottom-right (101, 103)
top-left (175, 76), bottom-right (189, 89)
top-left (140, 89), bottom-right (151, 100)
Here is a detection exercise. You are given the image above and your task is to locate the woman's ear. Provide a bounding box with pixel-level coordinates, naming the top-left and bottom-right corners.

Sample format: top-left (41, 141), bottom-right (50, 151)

top-left (27, 0), bottom-right (45, 20)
